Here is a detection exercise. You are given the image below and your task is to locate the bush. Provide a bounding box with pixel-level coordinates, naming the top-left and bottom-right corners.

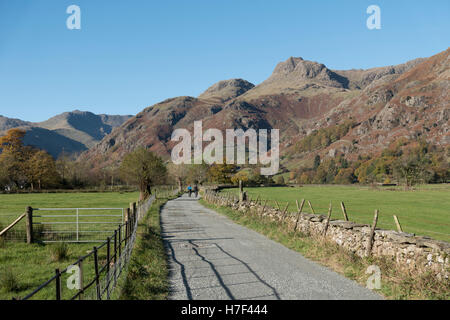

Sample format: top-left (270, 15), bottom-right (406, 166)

top-left (275, 176), bottom-right (285, 185)
top-left (49, 242), bottom-right (69, 262)
top-left (0, 268), bottom-right (20, 292)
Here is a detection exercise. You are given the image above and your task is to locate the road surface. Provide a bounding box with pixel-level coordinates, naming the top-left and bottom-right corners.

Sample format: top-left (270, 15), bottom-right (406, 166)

top-left (161, 194), bottom-right (382, 300)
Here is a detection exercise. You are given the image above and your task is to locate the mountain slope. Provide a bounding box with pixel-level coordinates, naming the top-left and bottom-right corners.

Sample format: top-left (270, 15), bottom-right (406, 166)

top-left (199, 79), bottom-right (255, 102)
top-left (81, 48), bottom-right (449, 173)
top-left (0, 116), bottom-right (30, 132)
top-left (0, 111), bottom-right (132, 157)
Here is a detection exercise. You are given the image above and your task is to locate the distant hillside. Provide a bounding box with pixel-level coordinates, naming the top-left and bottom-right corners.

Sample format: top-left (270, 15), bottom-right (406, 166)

top-left (0, 111), bottom-right (133, 157)
top-left (81, 48), bottom-right (449, 175)
top-left (0, 116), bottom-right (30, 131)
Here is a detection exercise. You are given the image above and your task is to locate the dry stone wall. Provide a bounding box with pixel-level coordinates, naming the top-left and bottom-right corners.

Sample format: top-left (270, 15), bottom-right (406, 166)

top-left (203, 190), bottom-right (449, 280)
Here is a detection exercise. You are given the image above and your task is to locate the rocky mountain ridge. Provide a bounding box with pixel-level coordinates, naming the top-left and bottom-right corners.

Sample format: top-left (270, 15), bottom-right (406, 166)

top-left (19, 48), bottom-right (450, 173)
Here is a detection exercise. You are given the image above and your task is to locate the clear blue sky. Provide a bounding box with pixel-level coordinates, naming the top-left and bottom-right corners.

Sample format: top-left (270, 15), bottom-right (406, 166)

top-left (0, 0), bottom-right (448, 122)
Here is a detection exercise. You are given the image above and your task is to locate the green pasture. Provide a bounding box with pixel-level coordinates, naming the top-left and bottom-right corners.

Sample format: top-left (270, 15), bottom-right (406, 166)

top-left (0, 191), bottom-right (140, 300)
top-left (221, 185), bottom-right (450, 242)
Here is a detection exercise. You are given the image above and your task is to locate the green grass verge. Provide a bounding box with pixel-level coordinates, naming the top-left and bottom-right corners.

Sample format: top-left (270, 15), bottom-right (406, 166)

top-left (0, 240), bottom-right (109, 299)
top-left (116, 198), bottom-right (170, 300)
top-left (220, 185), bottom-right (450, 242)
top-left (199, 199), bottom-right (449, 300)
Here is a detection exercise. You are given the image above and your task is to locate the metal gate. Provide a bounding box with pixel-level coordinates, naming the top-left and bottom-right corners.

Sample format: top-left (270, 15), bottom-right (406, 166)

top-left (33, 208), bottom-right (124, 243)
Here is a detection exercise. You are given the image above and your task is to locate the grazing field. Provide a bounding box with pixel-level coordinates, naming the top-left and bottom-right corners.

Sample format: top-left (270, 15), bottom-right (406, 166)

top-left (0, 192), bottom-right (141, 241)
top-left (0, 192), bottom-right (140, 217)
top-left (220, 185), bottom-right (450, 242)
top-left (0, 192), bottom-right (140, 300)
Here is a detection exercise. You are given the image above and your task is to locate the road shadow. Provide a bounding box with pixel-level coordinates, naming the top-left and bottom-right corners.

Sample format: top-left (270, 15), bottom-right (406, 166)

top-left (161, 197), bottom-right (280, 300)
top-left (164, 236), bottom-right (281, 300)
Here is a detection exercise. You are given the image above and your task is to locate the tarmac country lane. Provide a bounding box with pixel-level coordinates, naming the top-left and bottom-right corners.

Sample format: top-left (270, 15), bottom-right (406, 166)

top-left (162, 194), bottom-right (382, 300)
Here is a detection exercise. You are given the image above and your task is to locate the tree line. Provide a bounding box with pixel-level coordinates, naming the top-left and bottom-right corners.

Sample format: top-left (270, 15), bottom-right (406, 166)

top-left (291, 138), bottom-right (450, 187)
top-left (0, 129), bottom-right (148, 192)
top-left (1, 128), bottom-right (448, 194)
top-left (0, 129), bottom-right (60, 191)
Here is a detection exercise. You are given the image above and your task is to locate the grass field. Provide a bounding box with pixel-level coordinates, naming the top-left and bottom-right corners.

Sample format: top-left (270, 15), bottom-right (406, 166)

top-left (0, 192), bottom-right (140, 300)
top-left (220, 185), bottom-right (450, 242)
top-left (0, 192), bottom-right (140, 216)
top-left (0, 192), bottom-right (142, 242)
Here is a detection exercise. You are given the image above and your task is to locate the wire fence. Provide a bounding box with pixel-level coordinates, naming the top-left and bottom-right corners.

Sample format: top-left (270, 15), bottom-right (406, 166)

top-left (17, 195), bottom-right (155, 300)
top-left (0, 213), bottom-right (27, 241)
top-left (0, 185), bottom-right (176, 243)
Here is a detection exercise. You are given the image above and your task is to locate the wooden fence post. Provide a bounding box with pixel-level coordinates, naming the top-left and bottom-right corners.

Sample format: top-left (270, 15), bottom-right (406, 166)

top-left (275, 201), bottom-right (281, 210)
top-left (78, 258), bottom-right (84, 300)
top-left (293, 199), bottom-right (305, 232)
top-left (261, 200), bottom-right (268, 217)
top-left (239, 180), bottom-right (243, 202)
top-left (393, 215), bottom-right (403, 233)
top-left (113, 230), bottom-right (117, 286)
top-left (280, 202), bottom-right (290, 221)
top-left (340, 202), bottom-right (349, 221)
top-left (55, 269), bottom-right (61, 300)
top-left (118, 225), bottom-right (122, 258)
top-left (308, 201), bottom-right (315, 214)
top-left (0, 213), bottom-right (26, 238)
top-left (366, 210), bottom-right (379, 256)
top-left (26, 206), bottom-right (33, 244)
top-left (93, 246), bottom-right (101, 300)
top-left (125, 207), bottom-right (130, 223)
top-left (106, 237), bottom-right (111, 300)
top-left (323, 202), bottom-right (332, 236)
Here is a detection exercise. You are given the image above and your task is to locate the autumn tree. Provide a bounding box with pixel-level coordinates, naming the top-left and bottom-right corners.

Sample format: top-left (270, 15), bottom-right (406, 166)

top-left (55, 150), bottom-right (71, 184)
top-left (26, 150), bottom-right (60, 190)
top-left (231, 170), bottom-right (249, 185)
top-left (168, 163), bottom-right (189, 192)
top-left (0, 129), bottom-right (63, 190)
top-left (334, 168), bottom-right (356, 184)
top-left (187, 162), bottom-right (209, 185)
top-left (275, 175), bottom-right (285, 185)
top-left (120, 147), bottom-right (167, 200)
top-left (207, 163), bottom-right (236, 184)
top-left (0, 129), bottom-right (34, 188)
top-left (0, 158), bottom-right (8, 189)
top-left (0, 128), bottom-right (27, 153)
